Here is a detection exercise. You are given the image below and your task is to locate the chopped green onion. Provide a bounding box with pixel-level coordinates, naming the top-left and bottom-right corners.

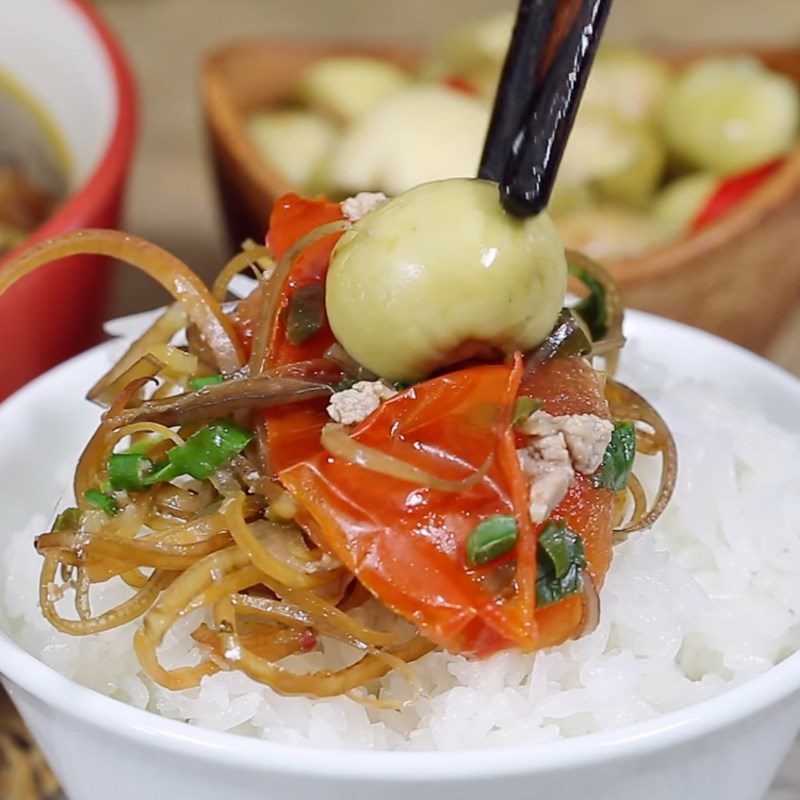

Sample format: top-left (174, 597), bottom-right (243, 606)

top-left (286, 284), bottom-right (325, 345)
top-left (536, 521), bottom-right (586, 607)
top-left (53, 507), bottom-right (81, 532)
top-left (594, 421), bottom-right (636, 491)
top-left (466, 514), bottom-right (518, 566)
top-left (84, 489), bottom-right (118, 516)
top-left (123, 434), bottom-right (168, 456)
top-left (189, 374), bottom-right (224, 390)
top-left (538, 521), bottom-right (584, 579)
top-left (536, 560), bottom-right (584, 607)
top-left (146, 419), bottom-right (253, 484)
top-left (512, 396), bottom-right (542, 426)
top-left (392, 380), bottom-right (413, 391)
top-left (108, 453), bottom-right (155, 492)
top-left (569, 263), bottom-right (608, 340)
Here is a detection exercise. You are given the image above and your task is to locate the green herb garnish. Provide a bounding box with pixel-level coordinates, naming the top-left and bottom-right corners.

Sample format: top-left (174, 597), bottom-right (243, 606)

top-left (536, 521), bottom-right (586, 607)
top-left (286, 284), bottom-right (325, 345)
top-left (594, 421), bottom-right (636, 491)
top-left (189, 374), bottom-right (224, 390)
top-left (108, 453), bottom-right (155, 492)
top-left (466, 514), bottom-right (518, 566)
top-left (84, 489), bottom-right (118, 516)
top-left (569, 261), bottom-right (608, 340)
top-left (53, 507), bottom-right (81, 532)
top-left (512, 396), bottom-right (542, 426)
top-left (145, 419), bottom-right (253, 484)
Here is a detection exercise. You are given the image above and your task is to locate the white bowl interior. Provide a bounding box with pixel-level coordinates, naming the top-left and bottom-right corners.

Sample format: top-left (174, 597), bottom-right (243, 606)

top-left (0, 0), bottom-right (116, 187)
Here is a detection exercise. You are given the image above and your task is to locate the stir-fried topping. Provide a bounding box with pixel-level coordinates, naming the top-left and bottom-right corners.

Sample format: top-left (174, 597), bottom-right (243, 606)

top-left (0, 181), bottom-right (677, 701)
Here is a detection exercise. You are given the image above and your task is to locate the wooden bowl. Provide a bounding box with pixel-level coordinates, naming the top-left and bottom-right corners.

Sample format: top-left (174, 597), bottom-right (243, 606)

top-left (202, 41), bottom-right (800, 352)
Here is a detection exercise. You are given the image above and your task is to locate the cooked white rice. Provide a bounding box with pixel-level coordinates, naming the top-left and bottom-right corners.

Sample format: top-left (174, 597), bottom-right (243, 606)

top-left (3, 352), bottom-right (800, 750)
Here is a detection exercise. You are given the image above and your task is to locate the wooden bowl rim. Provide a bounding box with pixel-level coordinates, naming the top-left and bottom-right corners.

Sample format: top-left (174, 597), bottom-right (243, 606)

top-left (201, 38), bottom-right (800, 286)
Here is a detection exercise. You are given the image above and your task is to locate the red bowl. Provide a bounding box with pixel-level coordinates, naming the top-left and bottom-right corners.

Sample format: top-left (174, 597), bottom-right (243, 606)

top-left (0, 0), bottom-right (137, 400)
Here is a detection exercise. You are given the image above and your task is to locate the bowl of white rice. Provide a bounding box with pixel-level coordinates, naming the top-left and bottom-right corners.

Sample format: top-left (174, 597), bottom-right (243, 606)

top-left (1, 310), bottom-right (799, 800)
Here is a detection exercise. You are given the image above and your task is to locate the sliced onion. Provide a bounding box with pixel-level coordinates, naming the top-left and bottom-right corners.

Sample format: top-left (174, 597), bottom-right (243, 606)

top-left (258, 574), bottom-right (398, 649)
top-left (223, 493), bottom-right (336, 589)
top-left (212, 245), bottom-right (273, 302)
top-left (35, 529), bottom-right (233, 571)
top-left (321, 423), bottom-right (493, 494)
top-left (0, 229), bottom-right (243, 373)
top-left (248, 519), bottom-right (339, 575)
top-left (74, 377), bottom-right (159, 502)
top-left (606, 379), bottom-right (678, 541)
top-left (90, 354), bottom-right (165, 409)
top-left (39, 555), bottom-right (168, 635)
top-left (89, 303), bottom-right (187, 405)
top-left (214, 592), bottom-right (433, 698)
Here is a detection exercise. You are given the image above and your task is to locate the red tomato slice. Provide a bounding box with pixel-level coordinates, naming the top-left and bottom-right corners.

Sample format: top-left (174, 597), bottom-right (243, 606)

top-left (691, 158), bottom-right (783, 233)
top-left (280, 356), bottom-right (614, 656)
top-left (257, 195), bottom-right (345, 473)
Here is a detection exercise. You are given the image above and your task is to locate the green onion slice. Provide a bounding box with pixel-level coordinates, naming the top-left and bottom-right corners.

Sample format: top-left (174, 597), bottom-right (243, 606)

top-left (53, 507), bottom-right (81, 532)
top-left (286, 284), bottom-right (325, 346)
top-left (594, 420), bottom-right (636, 491)
top-left (569, 262), bottom-right (608, 340)
top-left (146, 419), bottom-right (253, 484)
top-left (189, 374), bottom-right (224, 390)
top-left (466, 514), bottom-right (519, 566)
top-left (512, 396), bottom-right (542, 426)
top-left (536, 521), bottom-right (587, 607)
top-left (108, 453), bottom-right (155, 492)
top-left (84, 489), bottom-right (118, 516)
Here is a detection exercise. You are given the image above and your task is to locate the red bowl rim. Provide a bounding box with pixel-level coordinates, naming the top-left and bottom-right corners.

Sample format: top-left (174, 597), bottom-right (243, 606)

top-left (0, 0), bottom-right (138, 260)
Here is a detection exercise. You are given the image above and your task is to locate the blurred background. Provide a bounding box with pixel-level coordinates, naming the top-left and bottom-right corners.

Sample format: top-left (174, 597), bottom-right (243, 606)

top-left (96, 0), bottom-right (800, 344)
top-left (89, 0), bottom-right (800, 377)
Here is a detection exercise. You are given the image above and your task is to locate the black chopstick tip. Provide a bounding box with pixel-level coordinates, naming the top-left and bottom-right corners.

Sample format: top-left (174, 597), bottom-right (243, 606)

top-left (500, 182), bottom-right (548, 219)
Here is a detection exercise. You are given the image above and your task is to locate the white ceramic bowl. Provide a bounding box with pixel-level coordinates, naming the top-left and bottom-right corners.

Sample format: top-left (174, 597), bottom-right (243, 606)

top-left (1, 312), bottom-right (799, 800)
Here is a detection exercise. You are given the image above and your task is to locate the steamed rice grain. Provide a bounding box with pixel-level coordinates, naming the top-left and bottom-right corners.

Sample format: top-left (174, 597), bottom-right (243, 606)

top-left (3, 356), bottom-right (800, 750)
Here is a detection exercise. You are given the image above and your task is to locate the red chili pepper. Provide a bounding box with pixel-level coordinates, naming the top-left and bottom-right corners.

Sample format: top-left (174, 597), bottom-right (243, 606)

top-left (443, 75), bottom-right (479, 96)
top-left (691, 158), bottom-right (784, 233)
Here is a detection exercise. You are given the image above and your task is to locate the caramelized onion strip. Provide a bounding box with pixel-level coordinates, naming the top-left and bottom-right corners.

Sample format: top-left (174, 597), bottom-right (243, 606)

top-left (214, 593), bottom-right (433, 698)
top-left (607, 379), bottom-right (677, 540)
top-left (39, 555), bottom-right (169, 635)
top-left (88, 303), bottom-right (186, 405)
top-left (321, 423), bottom-right (493, 494)
top-left (223, 493), bottom-right (337, 589)
top-left (0, 229), bottom-right (243, 373)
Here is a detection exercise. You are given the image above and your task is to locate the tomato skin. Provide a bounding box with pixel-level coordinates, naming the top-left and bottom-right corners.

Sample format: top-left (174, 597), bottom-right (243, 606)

top-left (257, 195), bottom-right (345, 473)
top-left (250, 194), bottom-right (615, 658)
top-left (279, 356), bottom-right (614, 656)
top-left (691, 158), bottom-right (783, 233)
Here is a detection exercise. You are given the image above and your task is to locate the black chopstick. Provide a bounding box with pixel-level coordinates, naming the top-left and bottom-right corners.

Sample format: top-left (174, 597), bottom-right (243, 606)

top-left (481, 0), bottom-right (614, 218)
top-left (478, 0), bottom-right (559, 183)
